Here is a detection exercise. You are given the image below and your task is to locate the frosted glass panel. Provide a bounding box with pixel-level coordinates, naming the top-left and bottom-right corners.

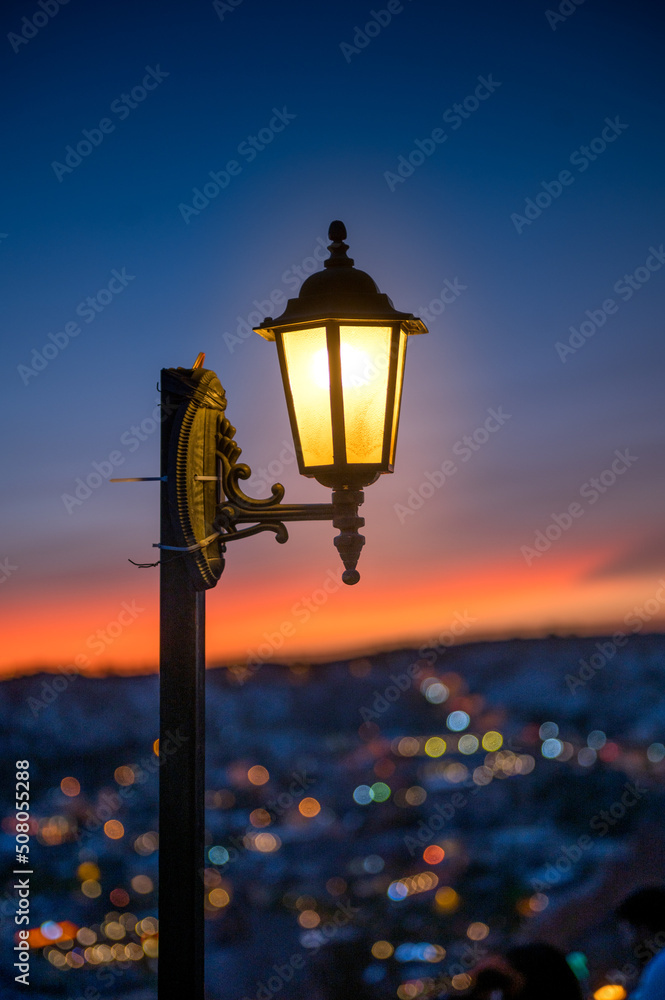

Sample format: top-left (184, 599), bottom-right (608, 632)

top-left (339, 326), bottom-right (392, 465)
top-left (281, 327), bottom-right (334, 467)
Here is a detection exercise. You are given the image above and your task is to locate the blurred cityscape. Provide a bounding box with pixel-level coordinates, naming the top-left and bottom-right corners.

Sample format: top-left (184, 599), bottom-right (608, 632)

top-left (1, 634), bottom-right (664, 1000)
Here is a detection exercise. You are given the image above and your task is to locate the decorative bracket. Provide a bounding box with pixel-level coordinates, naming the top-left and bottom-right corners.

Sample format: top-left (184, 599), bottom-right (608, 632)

top-left (162, 365), bottom-right (365, 591)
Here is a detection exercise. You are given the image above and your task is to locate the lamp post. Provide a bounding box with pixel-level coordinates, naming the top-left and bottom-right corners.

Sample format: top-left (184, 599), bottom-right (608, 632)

top-left (150, 222), bottom-right (426, 998)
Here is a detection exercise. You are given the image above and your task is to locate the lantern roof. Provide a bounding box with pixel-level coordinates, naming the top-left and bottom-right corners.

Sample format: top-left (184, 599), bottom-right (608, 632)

top-left (255, 221), bottom-right (428, 337)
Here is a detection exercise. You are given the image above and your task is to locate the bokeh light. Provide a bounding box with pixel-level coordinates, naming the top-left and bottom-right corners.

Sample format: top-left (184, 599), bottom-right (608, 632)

top-left (104, 820), bottom-right (124, 840)
top-left (77, 862), bottom-right (100, 881)
top-left (371, 940), bottom-right (394, 959)
top-left (435, 886), bottom-right (459, 912)
top-left (114, 766), bottom-right (135, 786)
top-left (541, 738), bottom-right (563, 759)
top-left (578, 747), bottom-right (597, 767)
top-left (422, 680), bottom-right (449, 704)
top-left (250, 808), bottom-right (272, 827)
top-left (481, 731), bottom-right (503, 751)
top-left (209, 888), bottom-right (230, 908)
top-left (467, 922), bottom-right (489, 941)
top-left (253, 832), bottom-right (280, 853)
top-left (404, 786), bottom-right (427, 806)
top-left (446, 711), bottom-right (470, 732)
top-left (60, 776), bottom-right (80, 797)
top-left (370, 782), bottom-right (391, 802)
top-left (424, 737), bottom-right (446, 757)
top-left (298, 909), bottom-right (320, 928)
top-left (458, 734), bottom-right (479, 755)
top-left (134, 831), bottom-right (158, 856)
top-left (423, 845), bottom-right (445, 865)
top-left (353, 784), bottom-right (372, 805)
top-left (299, 797), bottom-right (321, 817)
top-left (131, 875), bottom-right (153, 894)
top-left (208, 846), bottom-right (230, 865)
top-left (247, 765), bottom-right (269, 785)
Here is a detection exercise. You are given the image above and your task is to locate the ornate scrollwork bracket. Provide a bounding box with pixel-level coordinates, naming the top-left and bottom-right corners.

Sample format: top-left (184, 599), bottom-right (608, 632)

top-left (163, 366), bottom-right (365, 591)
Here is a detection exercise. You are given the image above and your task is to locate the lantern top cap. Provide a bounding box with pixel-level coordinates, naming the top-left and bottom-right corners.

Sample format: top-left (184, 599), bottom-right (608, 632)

top-left (254, 221), bottom-right (428, 337)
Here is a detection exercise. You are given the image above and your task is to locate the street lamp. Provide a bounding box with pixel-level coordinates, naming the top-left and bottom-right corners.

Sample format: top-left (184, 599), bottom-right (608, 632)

top-left (121, 221), bottom-right (427, 999)
top-left (253, 220), bottom-right (426, 584)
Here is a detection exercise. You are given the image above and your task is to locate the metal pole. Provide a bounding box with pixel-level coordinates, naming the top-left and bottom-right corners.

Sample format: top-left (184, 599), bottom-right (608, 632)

top-left (158, 379), bottom-right (206, 999)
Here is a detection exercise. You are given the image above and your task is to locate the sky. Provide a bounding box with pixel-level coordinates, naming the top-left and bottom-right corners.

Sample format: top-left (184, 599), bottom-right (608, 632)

top-left (1, 0), bottom-right (664, 676)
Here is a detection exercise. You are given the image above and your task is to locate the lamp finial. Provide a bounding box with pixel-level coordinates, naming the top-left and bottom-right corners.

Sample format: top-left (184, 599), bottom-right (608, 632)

top-left (325, 220), bottom-right (354, 268)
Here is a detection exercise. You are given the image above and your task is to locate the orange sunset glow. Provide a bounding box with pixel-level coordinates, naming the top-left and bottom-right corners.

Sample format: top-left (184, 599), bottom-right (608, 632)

top-left (3, 552), bottom-right (663, 678)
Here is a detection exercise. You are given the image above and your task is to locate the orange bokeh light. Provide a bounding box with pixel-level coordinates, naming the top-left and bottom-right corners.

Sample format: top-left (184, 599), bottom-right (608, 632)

top-left (423, 845), bottom-right (445, 865)
top-left (60, 777), bottom-right (80, 797)
top-left (298, 797), bottom-right (321, 818)
top-left (104, 820), bottom-right (124, 840)
top-left (22, 920), bottom-right (79, 949)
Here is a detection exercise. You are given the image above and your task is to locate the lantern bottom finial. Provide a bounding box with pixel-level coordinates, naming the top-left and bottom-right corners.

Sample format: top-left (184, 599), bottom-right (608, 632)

top-left (332, 489), bottom-right (365, 586)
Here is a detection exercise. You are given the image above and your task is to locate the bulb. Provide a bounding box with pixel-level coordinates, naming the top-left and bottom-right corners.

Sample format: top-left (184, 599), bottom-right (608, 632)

top-left (310, 344), bottom-right (373, 390)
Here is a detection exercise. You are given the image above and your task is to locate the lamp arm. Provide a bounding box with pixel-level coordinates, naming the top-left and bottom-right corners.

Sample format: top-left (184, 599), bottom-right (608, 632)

top-left (213, 491), bottom-right (364, 586)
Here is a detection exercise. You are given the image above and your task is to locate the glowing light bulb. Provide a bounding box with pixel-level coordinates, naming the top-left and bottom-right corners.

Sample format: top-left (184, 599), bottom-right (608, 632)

top-left (310, 344), bottom-right (373, 389)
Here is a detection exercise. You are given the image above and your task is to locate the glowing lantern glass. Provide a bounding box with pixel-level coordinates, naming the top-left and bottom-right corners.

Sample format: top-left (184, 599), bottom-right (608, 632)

top-left (254, 221), bottom-right (427, 489)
